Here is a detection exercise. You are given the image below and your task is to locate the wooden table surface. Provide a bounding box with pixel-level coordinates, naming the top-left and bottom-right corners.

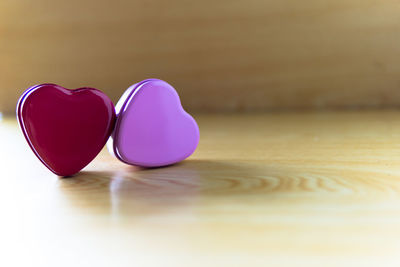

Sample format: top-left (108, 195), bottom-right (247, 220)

top-left (2, 111), bottom-right (400, 267)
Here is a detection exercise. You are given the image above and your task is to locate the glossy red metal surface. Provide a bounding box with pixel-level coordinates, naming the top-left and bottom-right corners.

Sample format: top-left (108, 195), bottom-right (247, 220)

top-left (17, 84), bottom-right (116, 176)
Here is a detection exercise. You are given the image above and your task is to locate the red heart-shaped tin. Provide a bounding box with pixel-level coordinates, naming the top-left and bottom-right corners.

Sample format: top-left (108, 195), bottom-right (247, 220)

top-left (17, 84), bottom-right (116, 176)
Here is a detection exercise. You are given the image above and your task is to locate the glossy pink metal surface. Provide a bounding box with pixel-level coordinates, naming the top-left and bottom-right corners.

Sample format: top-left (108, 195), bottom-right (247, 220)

top-left (108, 79), bottom-right (200, 167)
top-left (17, 84), bottom-right (116, 176)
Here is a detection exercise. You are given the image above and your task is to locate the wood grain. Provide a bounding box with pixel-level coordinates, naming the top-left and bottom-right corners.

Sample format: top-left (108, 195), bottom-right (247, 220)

top-left (2, 111), bottom-right (400, 266)
top-left (1, 0), bottom-right (400, 113)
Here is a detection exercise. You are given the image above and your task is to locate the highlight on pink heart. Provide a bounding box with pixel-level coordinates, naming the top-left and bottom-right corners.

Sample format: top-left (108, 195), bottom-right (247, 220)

top-left (108, 79), bottom-right (200, 167)
top-left (17, 84), bottom-right (116, 177)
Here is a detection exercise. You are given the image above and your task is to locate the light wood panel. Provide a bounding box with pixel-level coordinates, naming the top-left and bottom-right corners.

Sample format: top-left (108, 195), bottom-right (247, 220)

top-left (1, 0), bottom-right (400, 113)
top-left (2, 111), bottom-right (400, 266)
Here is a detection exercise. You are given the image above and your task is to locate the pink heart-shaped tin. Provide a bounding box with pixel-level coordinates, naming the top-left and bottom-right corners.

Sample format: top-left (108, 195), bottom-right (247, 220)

top-left (108, 79), bottom-right (200, 167)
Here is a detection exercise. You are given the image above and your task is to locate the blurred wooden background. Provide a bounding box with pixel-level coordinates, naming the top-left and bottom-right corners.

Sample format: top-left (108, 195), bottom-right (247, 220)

top-left (1, 0), bottom-right (400, 113)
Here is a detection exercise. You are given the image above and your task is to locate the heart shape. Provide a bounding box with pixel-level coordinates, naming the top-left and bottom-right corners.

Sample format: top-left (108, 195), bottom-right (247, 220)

top-left (108, 79), bottom-right (200, 167)
top-left (17, 84), bottom-right (116, 176)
